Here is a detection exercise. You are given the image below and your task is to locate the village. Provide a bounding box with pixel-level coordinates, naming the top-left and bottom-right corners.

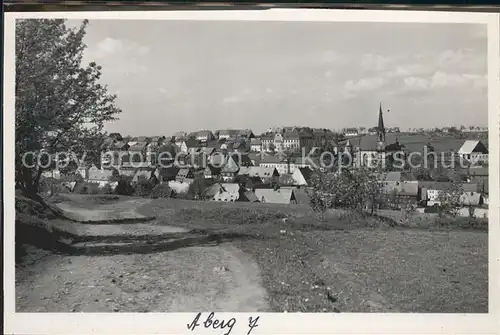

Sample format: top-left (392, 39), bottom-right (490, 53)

top-left (42, 105), bottom-right (490, 218)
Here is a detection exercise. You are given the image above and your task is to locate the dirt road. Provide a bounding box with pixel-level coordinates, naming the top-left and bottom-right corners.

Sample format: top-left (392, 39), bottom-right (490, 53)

top-left (16, 197), bottom-right (270, 312)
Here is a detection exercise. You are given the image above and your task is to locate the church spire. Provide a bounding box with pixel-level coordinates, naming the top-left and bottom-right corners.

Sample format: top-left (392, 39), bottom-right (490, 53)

top-left (377, 102), bottom-right (386, 144)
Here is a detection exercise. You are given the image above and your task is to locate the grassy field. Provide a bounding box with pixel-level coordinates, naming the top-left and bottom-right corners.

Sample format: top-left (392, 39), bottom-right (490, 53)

top-left (137, 199), bottom-right (488, 313)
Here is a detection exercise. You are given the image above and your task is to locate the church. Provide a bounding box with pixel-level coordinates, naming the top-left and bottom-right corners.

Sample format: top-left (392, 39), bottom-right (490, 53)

top-left (340, 103), bottom-right (405, 169)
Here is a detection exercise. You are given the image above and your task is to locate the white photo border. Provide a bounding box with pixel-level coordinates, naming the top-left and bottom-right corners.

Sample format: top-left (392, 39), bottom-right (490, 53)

top-left (3, 8), bottom-right (500, 335)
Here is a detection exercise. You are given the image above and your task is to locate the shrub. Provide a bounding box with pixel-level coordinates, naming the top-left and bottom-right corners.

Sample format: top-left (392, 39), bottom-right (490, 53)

top-left (150, 184), bottom-right (173, 199)
top-left (134, 176), bottom-right (155, 197)
top-left (115, 179), bottom-right (134, 196)
top-left (100, 184), bottom-right (113, 195)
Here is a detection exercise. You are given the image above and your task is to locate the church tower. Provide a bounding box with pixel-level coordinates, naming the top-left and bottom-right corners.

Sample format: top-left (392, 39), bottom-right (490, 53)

top-left (376, 103), bottom-right (386, 152)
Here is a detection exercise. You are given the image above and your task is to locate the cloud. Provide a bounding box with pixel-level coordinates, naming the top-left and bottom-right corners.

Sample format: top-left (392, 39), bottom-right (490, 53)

top-left (91, 37), bottom-right (150, 59)
top-left (85, 37), bottom-right (151, 76)
top-left (344, 77), bottom-right (388, 92)
top-left (222, 96), bottom-right (241, 104)
top-left (402, 71), bottom-right (487, 92)
top-left (403, 76), bottom-right (430, 91)
top-left (320, 50), bottom-right (345, 64)
top-left (437, 49), bottom-right (485, 72)
top-left (387, 64), bottom-right (432, 78)
top-left (360, 54), bottom-right (393, 71)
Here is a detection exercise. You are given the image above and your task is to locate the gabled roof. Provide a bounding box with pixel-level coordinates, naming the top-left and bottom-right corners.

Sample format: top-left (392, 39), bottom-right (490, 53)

top-left (250, 138), bottom-right (262, 145)
top-left (418, 181), bottom-right (478, 192)
top-left (254, 188), bottom-right (296, 204)
top-left (185, 138), bottom-right (202, 148)
top-left (201, 147), bottom-right (216, 155)
top-left (221, 156), bottom-right (240, 173)
top-left (242, 191), bottom-right (260, 202)
top-left (283, 132), bottom-right (300, 140)
top-left (238, 166), bottom-right (279, 178)
top-left (177, 167), bottom-right (194, 178)
top-left (469, 166), bottom-right (488, 176)
top-left (260, 155), bottom-right (286, 164)
top-left (400, 181), bottom-right (418, 196)
top-left (132, 136), bottom-right (150, 143)
top-left (112, 141), bottom-right (129, 150)
top-left (88, 167), bottom-right (117, 181)
top-left (132, 168), bottom-right (155, 183)
top-left (297, 167), bottom-right (313, 183)
top-left (204, 164), bottom-right (222, 175)
top-left (172, 131), bottom-right (187, 139)
top-left (212, 183), bottom-right (241, 201)
top-left (129, 142), bottom-right (148, 151)
top-left (458, 140), bottom-right (488, 154)
top-left (189, 130), bottom-right (214, 139)
top-left (380, 171), bottom-right (402, 182)
top-left (154, 166), bottom-right (180, 181)
top-left (231, 153), bottom-right (253, 166)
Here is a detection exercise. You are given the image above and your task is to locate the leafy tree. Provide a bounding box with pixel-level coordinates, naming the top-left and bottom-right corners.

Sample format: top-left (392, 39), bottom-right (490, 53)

top-left (307, 167), bottom-right (384, 216)
top-left (15, 19), bottom-right (121, 197)
top-left (278, 173), bottom-right (295, 186)
top-left (268, 142), bottom-right (276, 153)
top-left (437, 180), bottom-right (464, 218)
top-left (187, 175), bottom-right (206, 200)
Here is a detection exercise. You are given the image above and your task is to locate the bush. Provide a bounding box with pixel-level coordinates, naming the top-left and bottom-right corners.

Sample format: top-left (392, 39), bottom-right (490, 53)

top-left (150, 184), bottom-right (173, 199)
top-left (134, 177), bottom-right (155, 197)
top-left (100, 184), bottom-right (113, 195)
top-left (115, 178), bottom-right (134, 196)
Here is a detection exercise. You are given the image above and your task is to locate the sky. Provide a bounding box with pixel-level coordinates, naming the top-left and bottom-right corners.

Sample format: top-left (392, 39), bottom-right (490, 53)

top-left (69, 19), bottom-right (488, 136)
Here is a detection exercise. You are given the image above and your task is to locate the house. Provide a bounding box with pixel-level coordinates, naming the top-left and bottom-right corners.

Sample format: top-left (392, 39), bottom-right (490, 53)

top-left (41, 169), bottom-right (62, 180)
top-left (379, 171), bottom-right (402, 193)
top-left (212, 183), bottom-right (241, 202)
top-left (240, 191), bottom-right (260, 202)
top-left (292, 167), bottom-right (313, 186)
top-left (248, 152), bottom-right (262, 166)
top-left (457, 140), bottom-right (488, 164)
top-left (132, 168), bottom-right (157, 185)
top-left (154, 166), bottom-right (180, 184)
top-left (221, 155), bottom-right (240, 182)
top-left (184, 138), bottom-right (202, 154)
top-left (254, 187), bottom-right (297, 204)
top-left (238, 166), bottom-right (280, 184)
top-left (234, 174), bottom-right (264, 190)
top-left (149, 136), bottom-right (166, 146)
top-left (176, 167), bottom-right (195, 182)
top-left (344, 128), bottom-right (359, 137)
top-left (261, 133), bottom-right (275, 152)
top-left (117, 165), bottom-right (137, 177)
top-left (250, 138), bottom-right (262, 152)
top-left (259, 155), bottom-right (289, 175)
top-left (200, 147), bottom-right (216, 156)
top-left (233, 139), bottom-right (251, 153)
top-left (88, 166), bottom-right (117, 187)
top-left (288, 157), bottom-right (317, 174)
top-left (77, 164), bottom-right (91, 180)
top-left (460, 192), bottom-right (483, 206)
top-left (421, 182), bottom-right (478, 206)
top-left (468, 166), bottom-right (488, 194)
top-left (204, 165), bottom-right (222, 180)
top-left (188, 130), bottom-right (215, 143)
top-left (231, 153), bottom-right (253, 167)
top-left (167, 180), bottom-right (191, 195)
top-left (217, 129), bottom-right (255, 140)
top-left (128, 142), bottom-right (149, 163)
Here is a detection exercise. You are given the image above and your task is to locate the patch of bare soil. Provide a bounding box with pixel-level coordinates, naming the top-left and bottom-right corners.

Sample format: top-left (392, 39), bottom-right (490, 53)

top-left (16, 197), bottom-right (270, 312)
top-left (16, 243), bottom-right (269, 312)
top-left (56, 198), bottom-right (154, 223)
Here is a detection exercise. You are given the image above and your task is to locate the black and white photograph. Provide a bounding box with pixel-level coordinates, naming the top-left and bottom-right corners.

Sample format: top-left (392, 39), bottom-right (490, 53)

top-left (4, 8), bottom-right (500, 335)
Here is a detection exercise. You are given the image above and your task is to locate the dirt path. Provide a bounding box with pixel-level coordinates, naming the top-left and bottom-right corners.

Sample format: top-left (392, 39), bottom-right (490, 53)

top-left (16, 198), bottom-right (270, 312)
top-left (16, 243), bottom-right (269, 312)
